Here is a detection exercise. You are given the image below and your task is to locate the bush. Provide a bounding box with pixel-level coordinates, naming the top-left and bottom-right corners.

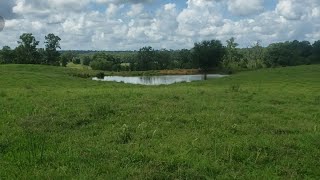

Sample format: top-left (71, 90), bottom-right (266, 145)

top-left (112, 64), bottom-right (121, 72)
top-left (60, 56), bottom-right (68, 67)
top-left (82, 56), bottom-right (92, 66)
top-left (90, 59), bottom-right (113, 71)
top-left (96, 72), bottom-right (105, 79)
top-left (73, 73), bottom-right (91, 78)
top-left (72, 57), bottom-right (81, 64)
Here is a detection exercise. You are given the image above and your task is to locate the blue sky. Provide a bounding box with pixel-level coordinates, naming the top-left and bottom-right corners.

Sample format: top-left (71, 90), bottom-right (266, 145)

top-left (0, 0), bottom-right (320, 50)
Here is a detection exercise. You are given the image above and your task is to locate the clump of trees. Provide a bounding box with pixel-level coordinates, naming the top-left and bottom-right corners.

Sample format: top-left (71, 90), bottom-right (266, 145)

top-left (0, 33), bottom-right (62, 66)
top-left (80, 38), bottom-right (320, 74)
top-left (60, 51), bottom-right (76, 67)
top-left (193, 40), bottom-right (225, 79)
top-left (44, 34), bottom-right (61, 66)
top-left (221, 39), bottom-right (320, 73)
top-left (90, 53), bottom-right (118, 71)
top-left (1, 33), bottom-right (320, 74)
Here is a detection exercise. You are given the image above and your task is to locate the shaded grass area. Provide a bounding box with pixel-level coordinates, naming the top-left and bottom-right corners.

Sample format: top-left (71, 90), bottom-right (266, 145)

top-left (0, 64), bottom-right (319, 178)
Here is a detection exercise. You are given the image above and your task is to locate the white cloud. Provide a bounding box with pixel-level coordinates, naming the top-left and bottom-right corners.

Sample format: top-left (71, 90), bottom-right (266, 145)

top-left (127, 4), bottom-right (144, 17)
top-left (276, 0), bottom-right (305, 20)
top-left (96, 0), bottom-right (153, 4)
top-left (177, 0), bottom-right (223, 39)
top-left (0, 0), bottom-right (19, 19)
top-left (106, 3), bottom-right (121, 17)
top-left (227, 0), bottom-right (264, 16)
top-left (13, 0), bottom-right (91, 15)
top-left (0, 0), bottom-right (320, 50)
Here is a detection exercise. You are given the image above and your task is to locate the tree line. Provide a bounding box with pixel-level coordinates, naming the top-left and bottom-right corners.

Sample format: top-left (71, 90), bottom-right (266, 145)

top-left (0, 33), bottom-right (61, 66)
top-left (1, 33), bottom-right (320, 74)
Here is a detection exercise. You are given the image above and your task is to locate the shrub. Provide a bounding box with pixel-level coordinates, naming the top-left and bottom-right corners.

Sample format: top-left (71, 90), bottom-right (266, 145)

top-left (60, 56), bottom-right (68, 67)
top-left (96, 72), bottom-right (105, 79)
top-left (72, 57), bottom-right (81, 64)
top-left (82, 56), bottom-right (92, 66)
top-left (90, 59), bottom-right (113, 71)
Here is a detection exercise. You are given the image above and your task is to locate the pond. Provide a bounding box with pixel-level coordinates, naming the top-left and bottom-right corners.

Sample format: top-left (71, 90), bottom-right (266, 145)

top-left (92, 74), bottom-right (227, 85)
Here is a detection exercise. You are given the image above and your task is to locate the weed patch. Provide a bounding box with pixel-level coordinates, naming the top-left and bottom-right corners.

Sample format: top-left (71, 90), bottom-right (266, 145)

top-left (117, 124), bottom-right (133, 144)
top-left (89, 104), bottom-right (116, 120)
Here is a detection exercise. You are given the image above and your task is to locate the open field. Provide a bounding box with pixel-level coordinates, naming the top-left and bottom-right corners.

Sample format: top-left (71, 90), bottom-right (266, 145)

top-left (0, 64), bottom-right (319, 179)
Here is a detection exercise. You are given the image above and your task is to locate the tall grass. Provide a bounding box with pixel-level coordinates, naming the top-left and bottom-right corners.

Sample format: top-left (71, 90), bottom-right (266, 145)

top-left (0, 64), bottom-right (319, 178)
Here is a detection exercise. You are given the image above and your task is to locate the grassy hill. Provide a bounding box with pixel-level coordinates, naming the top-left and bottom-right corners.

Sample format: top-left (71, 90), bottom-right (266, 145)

top-left (0, 64), bottom-right (319, 179)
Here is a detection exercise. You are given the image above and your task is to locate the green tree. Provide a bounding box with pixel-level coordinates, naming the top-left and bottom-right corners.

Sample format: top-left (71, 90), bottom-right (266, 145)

top-left (15, 33), bottom-right (40, 64)
top-left (137, 46), bottom-right (155, 71)
top-left (82, 55), bottom-right (92, 66)
top-left (60, 51), bottom-right (75, 67)
top-left (290, 40), bottom-right (312, 65)
top-left (45, 33), bottom-right (61, 66)
top-left (242, 41), bottom-right (266, 70)
top-left (38, 48), bottom-right (47, 64)
top-left (0, 46), bottom-right (15, 64)
top-left (265, 41), bottom-right (312, 67)
top-left (72, 57), bottom-right (81, 64)
top-left (90, 59), bottom-right (113, 71)
top-left (311, 40), bottom-right (320, 64)
top-left (192, 40), bottom-right (225, 79)
top-left (265, 42), bottom-right (292, 67)
top-left (60, 56), bottom-right (68, 67)
top-left (92, 52), bottom-right (109, 62)
top-left (178, 49), bottom-right (193, 69)
top-left (90, 53), bottom-right (115, 71)
top-left (222, 37), bottom-right (242, 72)
top-left (112, 57), bottom-right (122, 71)
top-left (155, 49), bottom-right (171, 70)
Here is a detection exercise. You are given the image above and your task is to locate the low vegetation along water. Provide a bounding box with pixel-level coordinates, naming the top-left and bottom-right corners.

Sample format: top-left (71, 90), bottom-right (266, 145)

top-left (92, 74), bottom-right (227, 85)
top-left (0, 64), bottom-right (319, 179)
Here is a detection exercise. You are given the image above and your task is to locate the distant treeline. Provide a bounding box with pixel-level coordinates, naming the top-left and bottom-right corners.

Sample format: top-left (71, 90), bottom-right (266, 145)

top-left (1, 33), bottom-right (320, 74)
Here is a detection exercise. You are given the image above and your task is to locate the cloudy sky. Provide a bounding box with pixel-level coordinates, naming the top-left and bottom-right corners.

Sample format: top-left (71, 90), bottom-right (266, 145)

top-left (0, 0), bottom-right (320, 50)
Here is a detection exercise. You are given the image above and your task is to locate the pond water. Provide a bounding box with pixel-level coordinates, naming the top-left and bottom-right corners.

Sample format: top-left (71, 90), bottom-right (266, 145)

top-left (92, 74), bottom-right (227, 85)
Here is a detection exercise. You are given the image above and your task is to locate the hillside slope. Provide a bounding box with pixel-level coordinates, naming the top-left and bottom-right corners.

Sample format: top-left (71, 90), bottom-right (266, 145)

top-left (0, 64), bottom-right (319, 179)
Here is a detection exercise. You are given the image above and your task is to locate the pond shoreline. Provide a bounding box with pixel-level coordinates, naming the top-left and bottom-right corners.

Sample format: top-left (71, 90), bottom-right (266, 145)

top-left (68, 68), bottom-right (229, 79)
top-left (93, 74), bottom-right (228, 85)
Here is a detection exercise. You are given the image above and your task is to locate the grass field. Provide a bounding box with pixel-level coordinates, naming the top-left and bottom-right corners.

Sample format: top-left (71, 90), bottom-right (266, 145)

top-left (66, 62), bottom-right (92, 70)
top-left (0, 64), bottom-right (319, 179)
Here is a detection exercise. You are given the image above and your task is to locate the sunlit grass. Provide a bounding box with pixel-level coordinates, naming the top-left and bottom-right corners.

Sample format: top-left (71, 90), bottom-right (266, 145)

top-left (0, 64), bottom-right (319, 178)
top-left (66, 62), bottom-right (92, 70)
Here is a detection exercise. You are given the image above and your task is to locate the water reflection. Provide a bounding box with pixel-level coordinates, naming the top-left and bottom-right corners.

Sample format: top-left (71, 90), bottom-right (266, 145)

top-left (93, 74), bottom-right (227, 85)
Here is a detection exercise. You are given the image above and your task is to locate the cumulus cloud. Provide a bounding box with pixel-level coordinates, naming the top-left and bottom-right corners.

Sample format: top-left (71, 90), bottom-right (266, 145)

top-left (227, 0), bottom-right (264, 16)
top-left (0, 0), bottom-right (320, 50)
top-left (0, 0), bottom-right (19, 19)
top-left (177, 0), bottom-right (223, 38)
top-left (127, 4), bottom-right (144, 17)
top-left (96, 0), bottom-right (153, 5)
top-left (13, 0), bottom-right (92, 15)
top-left (276, 0), bottom-right (305, 20)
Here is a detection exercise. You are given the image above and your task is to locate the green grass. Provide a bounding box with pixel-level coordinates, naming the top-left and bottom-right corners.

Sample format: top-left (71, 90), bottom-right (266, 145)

top-left (66, 62), bottom-right (92, 70)
top-left (0, 64), bottom-right (319, 179)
